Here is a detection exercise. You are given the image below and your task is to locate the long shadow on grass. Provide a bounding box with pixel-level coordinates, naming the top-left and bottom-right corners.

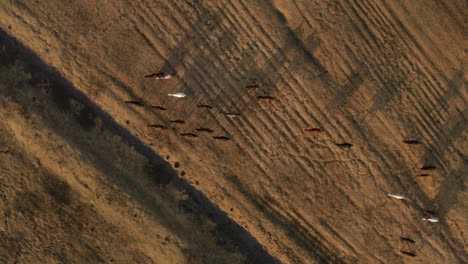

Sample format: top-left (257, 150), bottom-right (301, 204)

top-left (0, 28), bottom-right (278, 264)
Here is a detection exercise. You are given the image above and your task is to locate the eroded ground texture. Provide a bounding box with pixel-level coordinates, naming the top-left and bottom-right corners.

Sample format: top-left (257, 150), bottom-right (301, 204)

top-left (0, 0), bottom-right (466, 263)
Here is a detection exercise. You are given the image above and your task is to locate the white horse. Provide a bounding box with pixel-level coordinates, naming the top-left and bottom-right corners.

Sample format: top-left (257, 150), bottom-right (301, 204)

top-left (387, 193), bottom-right (406, 200)
top-left (422, 216), bottom-right (439, 223)
top-left (159, 73), bottom-right (174, 79)
top-left (168, 92), bottom-right (186, 98)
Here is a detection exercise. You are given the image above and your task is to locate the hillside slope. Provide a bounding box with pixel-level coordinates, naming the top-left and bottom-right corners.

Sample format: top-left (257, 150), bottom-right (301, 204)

top-left (0, 0), bottom-right (466, 263)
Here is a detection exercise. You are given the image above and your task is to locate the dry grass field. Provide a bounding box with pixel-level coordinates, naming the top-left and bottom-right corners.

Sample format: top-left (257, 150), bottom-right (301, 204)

top-left (0, 0), bottom-right (466, 263)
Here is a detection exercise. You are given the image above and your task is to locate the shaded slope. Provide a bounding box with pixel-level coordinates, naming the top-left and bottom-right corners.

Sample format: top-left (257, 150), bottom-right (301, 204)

top-left (0, 31), bottom-right (276, 264)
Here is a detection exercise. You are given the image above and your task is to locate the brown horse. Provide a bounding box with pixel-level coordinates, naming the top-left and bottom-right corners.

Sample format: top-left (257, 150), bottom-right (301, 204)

top-left (257, 96), bottom-right (274, 102)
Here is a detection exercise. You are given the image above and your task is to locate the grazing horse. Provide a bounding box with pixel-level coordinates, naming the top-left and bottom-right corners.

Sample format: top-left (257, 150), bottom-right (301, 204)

top-left (420, 165), bottom-right (436, 170)
top-left (400, 237), bottom-right (416, 244)
top-left (124, 100), bottom-right (144, 106)
top-left (195, 128), bottom-right (214, 133)
top-left (336, 143), bottom-right (353, 148)
top-left (170, 120), bottom-right (186, 124)
top-left (197, 104), bottom-right (212, 109)
top-left (403, 140), bottom-right (420, 145)
top-left (213, 136), bottom-right (231, 141)
top-left (422, 216), bottom-right (439, 223)
top-left (305, 128), bottom-right (323, 134)
top-left (257, 96), bottom-right (274, 102)
top-left (400, 251), bottom-right (417, 257)
top-left (145, 72), bottom-right (174, 79)
top-left (223, 113), bottom-right (241, 117)
top-left (151, 106), bottom-right (167, 110)
top-left (180, 133), bottom-right (198, 138)
top-left (387, 194), bottom-right (405, 200)
top-left (168, 92), bottom-right (186, 98)
top-left (148, 124), bottom-right (167, 130)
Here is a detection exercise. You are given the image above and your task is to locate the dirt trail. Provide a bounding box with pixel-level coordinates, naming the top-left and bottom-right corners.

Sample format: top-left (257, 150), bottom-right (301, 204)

top-left (0, 0), bottom-right (466, 263)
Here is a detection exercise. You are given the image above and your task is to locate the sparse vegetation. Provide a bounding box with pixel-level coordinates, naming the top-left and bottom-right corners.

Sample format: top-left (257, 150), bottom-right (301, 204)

top-left (1, 0), bottom-right (465, 262)
top-left (0, 34), bottom-right (248, 264)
